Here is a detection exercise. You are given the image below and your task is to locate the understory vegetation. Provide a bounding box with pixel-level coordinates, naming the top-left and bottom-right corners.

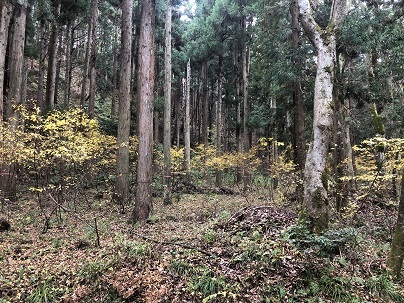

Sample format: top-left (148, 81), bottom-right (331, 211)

top-left (0, 108), bottom-right (403, 302)
top-left (1, 192), bottom-right (403, 302)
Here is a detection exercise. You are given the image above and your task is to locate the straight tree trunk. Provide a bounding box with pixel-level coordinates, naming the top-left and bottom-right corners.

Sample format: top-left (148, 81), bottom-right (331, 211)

top-left (54, 28), bottom-right (64, 105)
top-left (37, 18), bottom-right (46, 112)
top-left (242, 15), bottom-right (250, 191)
top-left (115, 0), bottom-right (132, 209)
top-left (80, 2), bottom-right (93, 108)
top-left (7, 1), bottom-right (27, 124)
top-left (184, 60), bottom-right (191, 179)
top-left (202, 61), bottom-right (209, 147)
top-left (163, 0), bottom-right (172, 204)
top-left (111, 21), bottom-right (119, 117)
top-left (88, 0), bottom-right (99, 118)
top-left (333, 56), bottom-right (355, 212)
top-left (0, 0), bottom-right (12, 122)
top-left (233, 38), bottom-right (242, 184)
top-left (290, 0), bottom-right (305, 170)
top-left (63, 20), bottom-right (73, 106)
top-left (0, 0), bottom-right (12, 202)
top-left (174, 81), bottom-right (181, 148)
top-left (290, 0), bottom-right (306, 203)
top-left (298, 0), bottom-right (348, 233)
top-left (2, 1), bottom-right (27, 202)
top-left (44, 3), bottom-right (60, 112)
top-left (387, 171), bottom-right (404, 277)
top-left (131, 0), bottom-right (155, 223)
top-left (215, 56), bottom-right (223, 187)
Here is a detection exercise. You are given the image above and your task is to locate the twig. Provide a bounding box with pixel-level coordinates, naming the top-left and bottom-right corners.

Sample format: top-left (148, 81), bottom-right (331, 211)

top-left (358, 158), bottom-right (386, 207)
top-left (94, 217), bottom-right (100, 247)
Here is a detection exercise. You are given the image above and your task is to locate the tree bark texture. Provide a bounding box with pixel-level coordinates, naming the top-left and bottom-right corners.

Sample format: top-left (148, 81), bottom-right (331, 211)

top-left (290, 0), bottom-right (306, 171)
top-left (88, 0), bottom-right (99, 118)
top-left (131, 0), bottom-right (155, 223)
top-left (115, 0), bottom-right (132, 208)
top-left (184, 59), bottom-right (191, 178)
top-left (0, 0), bottom-right (12, 122)
top-left (111, 21), bottom-right (119, 117)
top-left (63, 20), bottom-right (73, 106)
top-left (37, 18), bottom-right (46, 112)
top-left (202, 61), bottom-right (209, 147)
top-left (298, 0), bottom-right (348, 233)
top-left (242, 15), bottom-right (251, 191)
top-left (163, 0), bottom-right (172, 205)
top-left (45, 3), bottom-right (60, 112)
top-left (80, 1), bottom-right (94, 108)
top-left (333, 57), bottom-right (355, 212)
top-left (215, 56), bottom-right (223, 187)
top-left (387, 171), bottom-right (404, 277)
top-left (7, 1), bottom-right (27, 124)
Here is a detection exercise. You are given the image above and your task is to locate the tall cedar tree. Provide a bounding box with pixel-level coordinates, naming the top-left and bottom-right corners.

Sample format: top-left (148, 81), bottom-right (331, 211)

top-left (131, 0), bottom-right (156, 222)
top-left (115, 0), bottom-right (132, 208)
top-left (0, 0), bottom-right (12, 122)
top-left (163, 0), bottom-right (172, 205)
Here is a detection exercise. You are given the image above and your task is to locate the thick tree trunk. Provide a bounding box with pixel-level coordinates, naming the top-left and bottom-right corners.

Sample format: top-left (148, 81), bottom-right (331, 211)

top-left (298, 0), bottom-right (348, 233)
top-left (115, 0), bottom-right (132, 209)
top-left (7, 1), bottom-right (27, 123)
top-left (290, 0), bottom-right (306, 203)
top-left (2, 1), bottom-right (27, 202)
top-left (88, 0), bottom-right (98, 118)
top-left (302, 47), bottom-right (334, 232)
top-left (45, 3), bottom-right (60, 112)
top-left (163, 0), bottom-right (172, 205)
top-left (0, 0), bottom-right (12, 122)
top-left (0, 0), bottom-right (12, 202)
top-left (184, 60), bottom-right (191, 179)
top-left (131, 0), bottom-right (155, 223)
top-left (387, 171), bottom-right (404, 278)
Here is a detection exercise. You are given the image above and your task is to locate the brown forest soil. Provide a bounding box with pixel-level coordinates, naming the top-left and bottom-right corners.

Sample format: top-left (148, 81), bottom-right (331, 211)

top-left (0, 190), bottom-right (403, 303)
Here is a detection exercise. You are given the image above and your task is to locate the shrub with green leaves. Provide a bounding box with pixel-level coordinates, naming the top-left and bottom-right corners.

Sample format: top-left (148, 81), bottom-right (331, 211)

top-left (190, 269), bottom-right (230, 299)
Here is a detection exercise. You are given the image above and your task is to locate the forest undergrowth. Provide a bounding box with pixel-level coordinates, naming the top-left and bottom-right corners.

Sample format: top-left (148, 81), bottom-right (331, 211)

top-left (1, 189), bottom-right (403, 303)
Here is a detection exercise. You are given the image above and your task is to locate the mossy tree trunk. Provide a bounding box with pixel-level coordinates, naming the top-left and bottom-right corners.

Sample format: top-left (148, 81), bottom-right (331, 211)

top-left (298, 0), bottom-right (348, 233)
top-left (386, 171), bottom-right (404, 278)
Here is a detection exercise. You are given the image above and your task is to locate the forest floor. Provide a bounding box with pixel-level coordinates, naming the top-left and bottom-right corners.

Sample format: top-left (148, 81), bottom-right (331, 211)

top-left (0, 188), bottom-right (403, 303)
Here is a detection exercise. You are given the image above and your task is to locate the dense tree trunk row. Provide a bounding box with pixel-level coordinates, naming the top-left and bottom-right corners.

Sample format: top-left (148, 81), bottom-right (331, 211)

top-left (0, 0), bottom-right (402, 272)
